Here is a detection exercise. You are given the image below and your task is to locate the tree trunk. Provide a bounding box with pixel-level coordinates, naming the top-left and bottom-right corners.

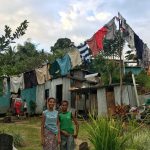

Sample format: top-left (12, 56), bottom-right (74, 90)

top-left (109, 73), bottom-right (112, 85)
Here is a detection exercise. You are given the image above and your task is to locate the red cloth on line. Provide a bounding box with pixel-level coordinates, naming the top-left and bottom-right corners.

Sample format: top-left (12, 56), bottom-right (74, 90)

top-left (86, 26), bottom-right (107, 56)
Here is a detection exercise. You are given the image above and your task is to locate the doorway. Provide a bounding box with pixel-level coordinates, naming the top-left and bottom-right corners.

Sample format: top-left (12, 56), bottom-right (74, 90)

top-left (56, 84), bottom-right (63, 104)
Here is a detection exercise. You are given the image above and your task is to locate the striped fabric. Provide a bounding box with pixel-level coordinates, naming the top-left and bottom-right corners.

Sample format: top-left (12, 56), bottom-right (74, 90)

top-left (77, 42), bottom-right (91, 62)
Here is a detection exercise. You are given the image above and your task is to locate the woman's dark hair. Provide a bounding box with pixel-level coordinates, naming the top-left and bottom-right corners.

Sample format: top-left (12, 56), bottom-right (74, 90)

top-left (47, 97), bottom-right (55, 102)
top-left (47, 97), bottom-right (56, 109)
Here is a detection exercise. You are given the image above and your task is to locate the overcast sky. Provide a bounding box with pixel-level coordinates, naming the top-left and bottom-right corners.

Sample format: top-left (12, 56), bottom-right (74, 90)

top-left (0, 0), bottom-right (150, 52)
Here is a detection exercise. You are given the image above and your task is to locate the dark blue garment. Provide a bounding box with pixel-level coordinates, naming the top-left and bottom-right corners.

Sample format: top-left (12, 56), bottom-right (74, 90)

top-left (134, 33), bottom-right (144, 59)
top-left (24, 70), bottom-right (38, 88)
top-left (49, 60), bottom-right (61, 78)
top-left (56, 54), bottom-right (71, 76)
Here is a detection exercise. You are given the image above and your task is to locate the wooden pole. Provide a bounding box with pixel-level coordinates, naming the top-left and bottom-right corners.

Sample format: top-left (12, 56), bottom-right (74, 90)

top-left (118, 15), bottom-right (123, 105)
top-left (119, 50), bottom-right (123, 105)
top-left (118, 30), bottom-right (123, 105)
top-left (132, 74), bottom-right (140, 106)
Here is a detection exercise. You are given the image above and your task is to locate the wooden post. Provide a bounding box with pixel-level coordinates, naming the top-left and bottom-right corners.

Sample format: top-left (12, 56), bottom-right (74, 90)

top-left (118, 15), bottom-right (123, 105)
top-left (118, 29), bottom-right (123, 105)
top-left (119, 52), bottom-right (123, 105)
top-left (132, 74), bottom-right (140, 106)
top-left (75, 93), bottom-right (78, 117)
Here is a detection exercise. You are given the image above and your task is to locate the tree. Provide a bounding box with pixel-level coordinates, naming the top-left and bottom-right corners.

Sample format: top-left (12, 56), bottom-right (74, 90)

top-left (51, 38), bottom-right (72, 52)
top-left (104, 31), bottom-right (125, 104)
top-left (89, 31), bottom-right (125, 85)
top-left (0, 20), bottom-right (28, 52)
top-left (51, 38), bottom-right (72, 59)
top-left (0, 41), bottom-right (51, 76)
top-left (103, 31), bottom-right (125, 58)
top-left (89, 53), bottom-right (120, 85)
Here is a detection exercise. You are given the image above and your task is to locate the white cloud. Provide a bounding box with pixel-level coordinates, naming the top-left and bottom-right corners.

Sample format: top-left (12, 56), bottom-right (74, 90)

top-left (59, 11), bottom-right (76, 31)
top-left (86, 12), bottom-right (111, 22)
top-left (95, 12), bottom-right (111, 21)
top-left (86, 16), bottom-right (95, 22)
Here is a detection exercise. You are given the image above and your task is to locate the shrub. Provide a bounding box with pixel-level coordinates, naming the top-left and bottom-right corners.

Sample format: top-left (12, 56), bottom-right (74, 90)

top-left (126, 129), bottom-right (150, 150)
top-left (85, 116), bottom-right (149, 150)
top-left (86, 116), bottom-right (129, 150)
top-left (29, 100), bottom-right (36, 115)
top-left (135, 70), bottom-right (150, 88)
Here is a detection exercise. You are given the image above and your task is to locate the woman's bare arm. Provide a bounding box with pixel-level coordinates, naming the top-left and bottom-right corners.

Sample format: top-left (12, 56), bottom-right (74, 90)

top-left (72, 113), bottom-right (79, 138)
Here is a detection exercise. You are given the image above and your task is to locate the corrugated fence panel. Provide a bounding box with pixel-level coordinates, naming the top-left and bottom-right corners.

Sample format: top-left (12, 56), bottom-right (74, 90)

top-left (36, 84), bottom-right (45, 114)
top-left (97, 88), bottom-right (107, 116)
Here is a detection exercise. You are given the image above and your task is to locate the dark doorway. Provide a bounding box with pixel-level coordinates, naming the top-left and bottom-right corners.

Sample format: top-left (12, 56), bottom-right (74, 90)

top-left (56, 84), bottom-right (63, 104)
top-left (106, 86), bottom-right (115, 115)
top-left (45, 89), bottom-right (49, 100)
top-left (71, 92), bottom-right (76, 108)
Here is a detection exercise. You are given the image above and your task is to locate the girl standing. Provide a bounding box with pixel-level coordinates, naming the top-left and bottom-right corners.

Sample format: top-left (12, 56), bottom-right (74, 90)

top-left (59, 100), bottom-right (79, 150)
top-left (41, 97), bottom-right (61, 150)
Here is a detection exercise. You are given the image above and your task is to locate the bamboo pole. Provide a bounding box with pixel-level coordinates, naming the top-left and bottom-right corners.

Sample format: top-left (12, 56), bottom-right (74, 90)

top-left (132, 74), bottom-right (140, 106)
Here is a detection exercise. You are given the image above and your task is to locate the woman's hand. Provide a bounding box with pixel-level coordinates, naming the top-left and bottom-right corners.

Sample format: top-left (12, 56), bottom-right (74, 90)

top-left (61, 130), bottom-right (70, 137)
top-left (73, 133), bottom-right (78, 139)
top-left (57, 136), bottom-right (61, 145)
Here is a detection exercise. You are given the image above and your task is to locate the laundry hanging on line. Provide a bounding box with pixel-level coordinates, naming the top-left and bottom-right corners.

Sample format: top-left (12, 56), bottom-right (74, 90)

top-left (77, 42), bottom-right (91, 62)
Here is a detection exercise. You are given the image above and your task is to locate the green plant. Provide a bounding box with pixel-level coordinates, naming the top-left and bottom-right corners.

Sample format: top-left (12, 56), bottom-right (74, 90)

top-left (126, 129), bottom-right (150, 150)
top-left (135, 70), bottom-right (150, 88)
top-left (85, 116), bottom-right (147, 150)
top-left (86, 116), bottom-right (129, 150)
top-left (29, 100), bottom-right (36, 115)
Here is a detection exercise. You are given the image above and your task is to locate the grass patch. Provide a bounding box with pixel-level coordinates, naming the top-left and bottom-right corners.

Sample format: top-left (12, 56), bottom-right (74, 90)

top-left (0, 117), bottom-right (42, 150)
top-left (126, 128), bottom-right (150, 150)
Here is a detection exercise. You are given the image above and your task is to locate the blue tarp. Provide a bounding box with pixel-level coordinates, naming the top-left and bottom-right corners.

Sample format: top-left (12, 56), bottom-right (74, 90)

top-left (0, 80), bottom-right (10, 114)
top-left (21, 86), bottom-right (36, 112)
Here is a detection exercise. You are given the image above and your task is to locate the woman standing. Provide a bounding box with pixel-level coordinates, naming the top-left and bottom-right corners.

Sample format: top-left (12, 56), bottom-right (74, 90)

top-left (41, 97), bottom-right (61, 150)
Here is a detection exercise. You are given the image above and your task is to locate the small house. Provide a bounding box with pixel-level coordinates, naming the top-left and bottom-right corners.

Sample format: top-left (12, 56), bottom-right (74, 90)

top-left (70, 83), bottom-right (137, 116)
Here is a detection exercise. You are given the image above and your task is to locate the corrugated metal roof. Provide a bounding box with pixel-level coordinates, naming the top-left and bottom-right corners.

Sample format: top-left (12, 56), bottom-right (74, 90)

top-left (70, 83), bottom-right (134, 92)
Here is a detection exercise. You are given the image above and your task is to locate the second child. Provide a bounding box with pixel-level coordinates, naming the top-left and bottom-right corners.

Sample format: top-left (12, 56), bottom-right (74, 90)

top-left (59, 100), bottom-right (79, 150)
